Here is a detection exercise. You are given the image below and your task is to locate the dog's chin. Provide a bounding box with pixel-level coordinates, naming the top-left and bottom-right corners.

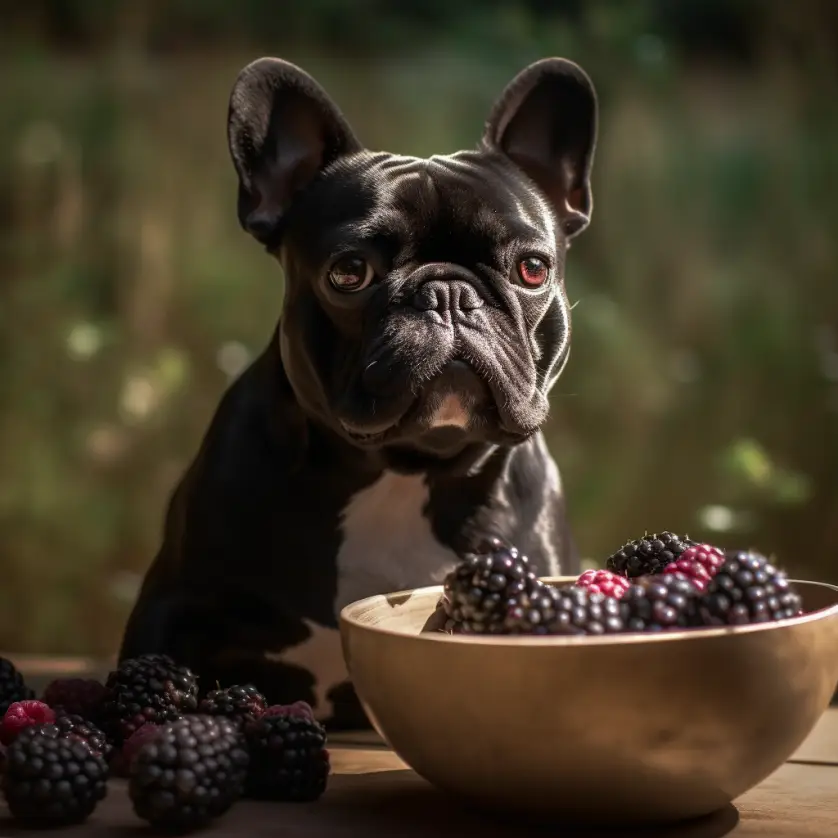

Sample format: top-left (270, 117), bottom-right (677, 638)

top-left (379, 438), bottom-right (488, 477)
top-left (338, 408), bottom-right (537, 476)
top-left (336, 360), bottom-right (542, 473)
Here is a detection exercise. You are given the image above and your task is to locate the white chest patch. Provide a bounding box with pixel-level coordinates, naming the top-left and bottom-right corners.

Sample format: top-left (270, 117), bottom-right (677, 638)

top-left (334, 470), bottom-right (461, 611)
top-left (266, 471), bottom-right (460, 721)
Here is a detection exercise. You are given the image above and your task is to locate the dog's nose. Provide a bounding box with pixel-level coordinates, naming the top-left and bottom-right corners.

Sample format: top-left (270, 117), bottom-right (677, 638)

top-left (412, 280), bottom-right (483, 313)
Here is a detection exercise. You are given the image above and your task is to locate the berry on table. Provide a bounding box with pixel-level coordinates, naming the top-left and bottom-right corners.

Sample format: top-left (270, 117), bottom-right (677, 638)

top-left (129, 715), bottom-right (249, 832)
top-left (101, 653), bottom-right (198, 745)
top-left (122, 723), bottom-right (161, 767)
top-left (606, 531), bottom-right (695, 578)
top-left (244, 710), bottom-right (330, 801)
top-left (698, 550), bottom-right (803, 626)
top-left (110, 722), bottom-right (161, 778)
top-left (198, 684), bottom-right (268, 728)
top-left (53, 713), bottom-right (113, 761)
top-left (42, 678), bottom-right (108, 724)
top-left (2, 724), bottom-right (108, 827)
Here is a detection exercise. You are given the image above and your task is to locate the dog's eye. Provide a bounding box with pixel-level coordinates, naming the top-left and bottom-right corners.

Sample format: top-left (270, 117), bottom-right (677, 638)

top-left (516, 256), bottom-right (550, 288)
top-left (328, 256), bottom-right (374, 292)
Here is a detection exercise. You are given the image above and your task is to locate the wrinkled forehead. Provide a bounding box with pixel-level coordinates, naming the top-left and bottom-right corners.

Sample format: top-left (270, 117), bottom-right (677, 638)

top-left (289, 151), bottom-right (560, 264)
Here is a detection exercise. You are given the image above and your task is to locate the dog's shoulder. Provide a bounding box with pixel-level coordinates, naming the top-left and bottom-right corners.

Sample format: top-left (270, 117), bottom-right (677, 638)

top-left (425, 434), bottom-right (577, 576)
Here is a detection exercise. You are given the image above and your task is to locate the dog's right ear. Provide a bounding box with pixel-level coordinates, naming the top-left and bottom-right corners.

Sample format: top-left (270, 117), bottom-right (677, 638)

top-left (228, 58), bottom-right (362, 248)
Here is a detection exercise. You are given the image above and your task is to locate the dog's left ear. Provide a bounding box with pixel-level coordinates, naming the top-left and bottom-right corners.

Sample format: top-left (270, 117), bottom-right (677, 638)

top-left (228, 58), bottom-right (362, 248)
top-left (484, 58), bottom-right (598, 238)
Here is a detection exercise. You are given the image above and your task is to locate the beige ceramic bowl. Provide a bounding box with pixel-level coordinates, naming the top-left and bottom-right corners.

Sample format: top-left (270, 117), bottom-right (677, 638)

top-left (340, 577), bottom-right (838, 826)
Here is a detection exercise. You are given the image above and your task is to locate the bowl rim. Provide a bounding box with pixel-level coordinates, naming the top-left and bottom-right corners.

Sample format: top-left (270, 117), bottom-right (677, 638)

top-left (339, 576), bottom-right (838, 647)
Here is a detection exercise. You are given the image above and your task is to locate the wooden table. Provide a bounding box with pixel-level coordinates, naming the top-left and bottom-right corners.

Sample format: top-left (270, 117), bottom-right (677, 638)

top-left (2, 709), bottom-right (836, 837)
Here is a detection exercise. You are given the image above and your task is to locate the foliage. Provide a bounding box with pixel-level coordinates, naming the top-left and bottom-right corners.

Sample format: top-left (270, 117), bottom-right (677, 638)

top-left (1, 1), bottom-right (837, 654)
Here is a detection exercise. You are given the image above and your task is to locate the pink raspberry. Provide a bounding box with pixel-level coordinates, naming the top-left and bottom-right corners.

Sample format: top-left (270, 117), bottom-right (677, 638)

top-left (263, 700), bottom-right (315, 721)
top-left (122, 722), bottom-right (161, 765)
top-left (576, 569), bottom-right (631, 599)
top-left (663, 543), bottom-right (726, 591)
top-left (0, 700), bottom-right (56, 745)
top-left (109, 722), bottom-right (162, 777)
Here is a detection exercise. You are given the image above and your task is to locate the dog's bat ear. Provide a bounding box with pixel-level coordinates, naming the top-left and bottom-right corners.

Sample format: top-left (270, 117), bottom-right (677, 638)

top-left (228, 58), bottom-right (362, 247)
top-left (484, 58), bottom-right (598, 239)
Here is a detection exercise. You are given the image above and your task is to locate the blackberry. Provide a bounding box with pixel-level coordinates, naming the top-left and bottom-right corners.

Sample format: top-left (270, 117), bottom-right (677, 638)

top-left (424, 598), bottom-right (472, 634)
top-left (244, 711), bottom-right (330, 801)
top-left (198, 684), bottom-right (267, 728)
top-left (698, 551), bottom-right (803, 626)
top-left (421, 599), bottom-right (455, 633)
top-left (42, 678), bottom-right (108, 724)
top-left (606, 531), bottom-right (696, 578)
top-left (53, 713), bottom-right (113, 761)
top-left (501, 585), bottom-right (564, 634)
top-left (129, 715), bottom-right (249, 832)
top-left (102, 653), bottom-right (198, 745)
top-left (2, 725), bottom-right (108, 826)
top-left (576, 569), bottom-right (631, 599)
top-left (620, 573), bottom-right (701, 632)
top-left (544, 586), bottom-right (625, 635)
top-left (443, 538), bottom-right (540, 633)
top-left (0, 700), bottom-right (56, 745)
top-left (0, 657), bottom-right (34, 716)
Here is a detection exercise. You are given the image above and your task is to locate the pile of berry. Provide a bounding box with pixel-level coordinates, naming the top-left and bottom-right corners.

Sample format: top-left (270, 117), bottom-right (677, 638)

top-left (434, 533), bottom-right (804, 636)
top-left (0, 655), bottom-right (329, 832)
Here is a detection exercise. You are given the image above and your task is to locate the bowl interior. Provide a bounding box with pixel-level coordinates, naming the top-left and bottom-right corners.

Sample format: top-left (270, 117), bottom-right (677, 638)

top-left (342, 576), bottom-right (838, 643)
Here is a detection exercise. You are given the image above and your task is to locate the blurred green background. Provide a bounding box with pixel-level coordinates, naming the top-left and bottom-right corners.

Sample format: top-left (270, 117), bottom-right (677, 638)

top-left (1, 0), bottom-right (837, 657)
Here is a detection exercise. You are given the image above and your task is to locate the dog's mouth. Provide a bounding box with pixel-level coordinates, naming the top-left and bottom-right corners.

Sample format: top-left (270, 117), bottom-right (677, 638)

top-left (338, 360), bottom-right (520, 455)
top-left (339, 423), bottom-right (392, 445)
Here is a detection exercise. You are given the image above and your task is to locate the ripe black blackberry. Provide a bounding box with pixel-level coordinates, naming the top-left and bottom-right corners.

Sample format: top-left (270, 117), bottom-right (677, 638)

top-left (198, 684), bottom-right (267, 728)
top-left (501, 585), bottom-right (564, 634)
top-left (0, 657), bottom-right (34, 716)
top-left (244, 711), bottom-right (330, 801)
top-left (606, 531), bottom-right (696, 578)
top-left (129, 715), bottom-right (249, 832)
top-left (443, 538), bottom-right (540, 633)
top-left (544, 585), bottom-right (625, 635)
top-left (2, 724), bottom-right (108, 826)
top-left (53, 713), bottom-right (114, 762)
top-left (698, 550), bottom-right (803, 626)
top-left (102, 653), bottom-right (198, 745)
top-left (620, 572), bottom-right (701, 632)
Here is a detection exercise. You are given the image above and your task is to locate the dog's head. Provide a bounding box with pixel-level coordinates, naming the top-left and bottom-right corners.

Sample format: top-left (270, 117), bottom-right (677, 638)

top-left (228, 58), bottom-right (597, 473)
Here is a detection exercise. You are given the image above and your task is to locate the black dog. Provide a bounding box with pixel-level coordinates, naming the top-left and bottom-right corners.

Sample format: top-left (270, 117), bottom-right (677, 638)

top-left (119, 56), bottom-right (598, 728)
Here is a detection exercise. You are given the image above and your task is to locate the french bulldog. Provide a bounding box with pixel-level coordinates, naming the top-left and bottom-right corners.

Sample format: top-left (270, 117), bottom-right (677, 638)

top-left (119, 55), bottom-right (598, 729)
